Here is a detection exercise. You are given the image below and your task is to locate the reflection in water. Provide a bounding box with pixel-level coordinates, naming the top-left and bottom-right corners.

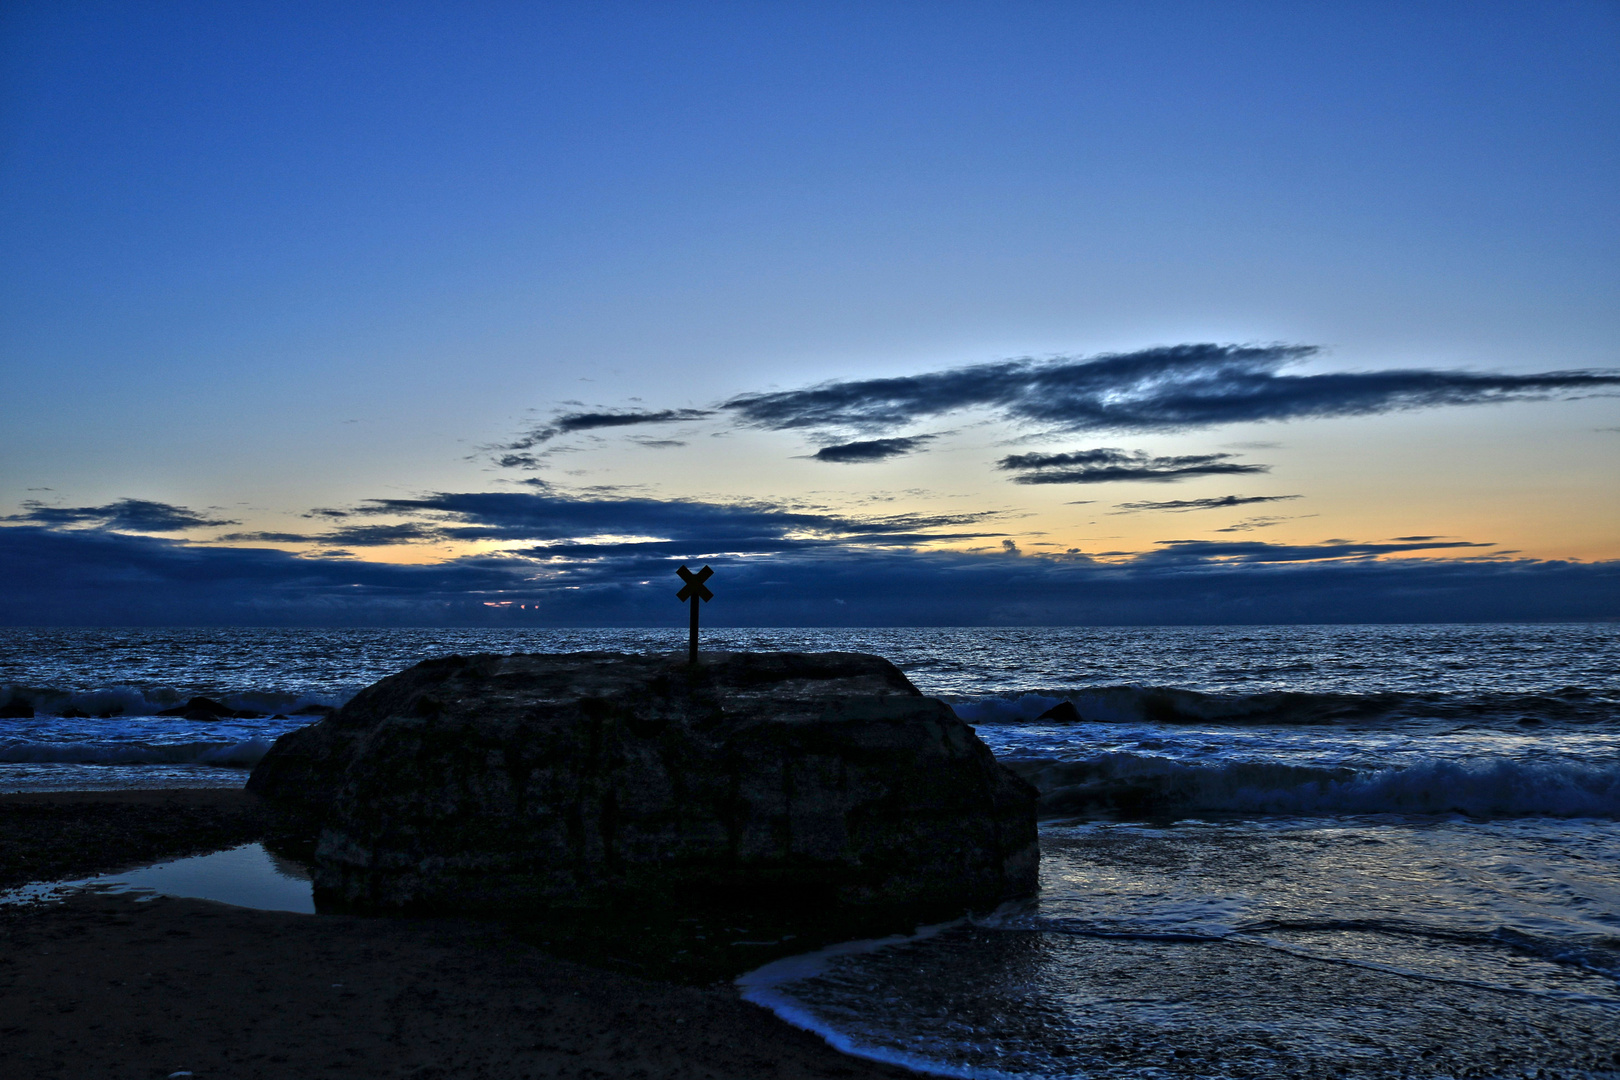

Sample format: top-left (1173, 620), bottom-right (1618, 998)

top-left (1, 842), bottom-right (315, 914)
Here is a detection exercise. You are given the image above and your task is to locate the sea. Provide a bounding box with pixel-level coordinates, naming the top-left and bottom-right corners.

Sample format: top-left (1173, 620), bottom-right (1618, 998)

top-left (3, 623), bottom-right (1618, 1079)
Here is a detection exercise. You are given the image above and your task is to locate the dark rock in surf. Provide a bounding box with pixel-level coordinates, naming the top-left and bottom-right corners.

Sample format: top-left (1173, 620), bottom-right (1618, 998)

top-left (157, 696), bottom-right (233, 718)
top-left (248, 651), bottom-right (1038, 917)
top-left (155, 695), bottom-right (262, 720)
top-left (1035, 701), bottom-right (1082, 724)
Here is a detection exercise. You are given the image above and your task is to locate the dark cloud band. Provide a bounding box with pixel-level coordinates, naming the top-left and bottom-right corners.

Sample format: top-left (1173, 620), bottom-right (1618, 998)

top-left (2, 523), bottom-right (1611, 627)
top-left (493, 408), bottom-right (714, 462)
top-left (813, 436), bottom-right (934, 463)
top-left (555, 408), bottom-right (713, 433)
top-left (721, 343), bottom-right (1619, 437)
top-left (998, 448), bottom-right (1269, 484)
top-left (208, 491), bottom-right (1007, 552)
top-left (3, 499), bottom-right (237, 532)
top-left (1115, 494), bottom-right (1303, 513)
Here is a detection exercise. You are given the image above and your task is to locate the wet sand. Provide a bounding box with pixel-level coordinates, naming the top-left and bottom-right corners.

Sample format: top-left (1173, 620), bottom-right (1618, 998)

top-left (0, 789), bottom-right (269, 891)
top-left (0, 790), bottom-right (920, 1079)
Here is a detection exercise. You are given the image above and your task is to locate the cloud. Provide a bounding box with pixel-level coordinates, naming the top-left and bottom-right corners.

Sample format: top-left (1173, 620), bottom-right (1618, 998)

top-left (3, 499), bottom-right (237, 532)
top-left (0, 526), bottom-right (524, 625)
top-left (812, 436), bottom-right (935, 463)
top-left (555, 408), bottom-right (712, 432)
top-left (491, 408), bottom-right (714, 463)
top-left (2, 524), bottom-right (1612, 627)
top-left (720, 343), bottom-right (1620, 437)
top-left (190, 490), bottom-right (1010, 553)
top-left (315, 523), bottom-right (447, 547)
top-left (345, 491), bottom-right (1004, 551)
top-left (997, 448), bottom-right (1269, 484)
top-left (1214, 517), bottom-right (1299, 533)
top-left (1135, 538), bottom-right (1494, 564)
top-left (112, 519), bottom-right (455, 549)
top-left (215, 531), bottom-right (317, 543)
top-left (1114, 494), bottom-right (1303, 513)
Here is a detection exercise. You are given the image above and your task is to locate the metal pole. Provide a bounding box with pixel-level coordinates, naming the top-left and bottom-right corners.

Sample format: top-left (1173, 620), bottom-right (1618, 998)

top-left (689, 592), bottom-right (700, 664)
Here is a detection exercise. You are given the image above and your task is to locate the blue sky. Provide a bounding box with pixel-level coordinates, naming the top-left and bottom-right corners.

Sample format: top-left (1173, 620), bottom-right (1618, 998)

top-left (2, 1), bottom-right (1617, 625)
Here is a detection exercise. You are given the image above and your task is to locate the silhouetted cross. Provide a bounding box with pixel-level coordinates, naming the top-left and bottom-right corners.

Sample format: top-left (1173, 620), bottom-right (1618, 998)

top-left (676, 564), bottom-right (714, 664)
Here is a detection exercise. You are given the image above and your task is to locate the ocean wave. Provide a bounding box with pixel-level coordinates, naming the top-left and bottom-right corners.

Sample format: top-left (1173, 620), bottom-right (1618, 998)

top-left (0, 683), bottom-right (345, 719)
top-left (950, 684), bottom-right (1617, 728)
top-left (1007, 754), bottom-right (1620, 819)
top-left (0, 738), bottom-right (275, 768)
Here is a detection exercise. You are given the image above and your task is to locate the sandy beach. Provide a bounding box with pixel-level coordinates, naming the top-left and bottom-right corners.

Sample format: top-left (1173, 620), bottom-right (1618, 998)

top-left (0, 790), bottom-right (920, 1080)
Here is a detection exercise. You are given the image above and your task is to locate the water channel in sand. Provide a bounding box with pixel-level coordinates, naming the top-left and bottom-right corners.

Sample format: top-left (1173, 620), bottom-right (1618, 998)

top-left (0, 842), bottom-right (315, 914)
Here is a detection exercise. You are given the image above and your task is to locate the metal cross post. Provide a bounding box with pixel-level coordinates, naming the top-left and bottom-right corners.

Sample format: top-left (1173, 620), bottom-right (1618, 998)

top-left (675, 564), bottom-right (714, 664)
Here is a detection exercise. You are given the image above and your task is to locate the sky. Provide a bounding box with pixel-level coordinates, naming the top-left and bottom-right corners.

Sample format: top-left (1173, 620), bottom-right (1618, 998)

top-left (2, 0), bottom-right (1617, 626)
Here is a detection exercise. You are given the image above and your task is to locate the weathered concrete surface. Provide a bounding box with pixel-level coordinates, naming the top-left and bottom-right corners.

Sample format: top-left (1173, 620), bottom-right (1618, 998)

top-left (248, 651), bottom-right (1038, 915)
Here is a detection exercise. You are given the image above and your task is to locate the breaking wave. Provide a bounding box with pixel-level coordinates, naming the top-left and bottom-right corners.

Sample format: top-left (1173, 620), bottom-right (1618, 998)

top-left (0, 738), bottom-right (275, 768)
top-left (951, 684), bottom-right (1617, 728)
top-left (1007, 754), bottom-right (1620, 819)
top-left (0, 683), bottom-right (344, 718)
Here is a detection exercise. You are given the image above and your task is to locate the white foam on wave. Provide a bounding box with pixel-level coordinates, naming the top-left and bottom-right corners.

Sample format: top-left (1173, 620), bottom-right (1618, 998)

top-left (736, 918), bottom-right (1010, 1080)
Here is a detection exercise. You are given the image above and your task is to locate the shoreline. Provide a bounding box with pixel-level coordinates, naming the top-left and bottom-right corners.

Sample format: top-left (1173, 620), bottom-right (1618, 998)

top-left (0, 788), bottom-right (924, 1080)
